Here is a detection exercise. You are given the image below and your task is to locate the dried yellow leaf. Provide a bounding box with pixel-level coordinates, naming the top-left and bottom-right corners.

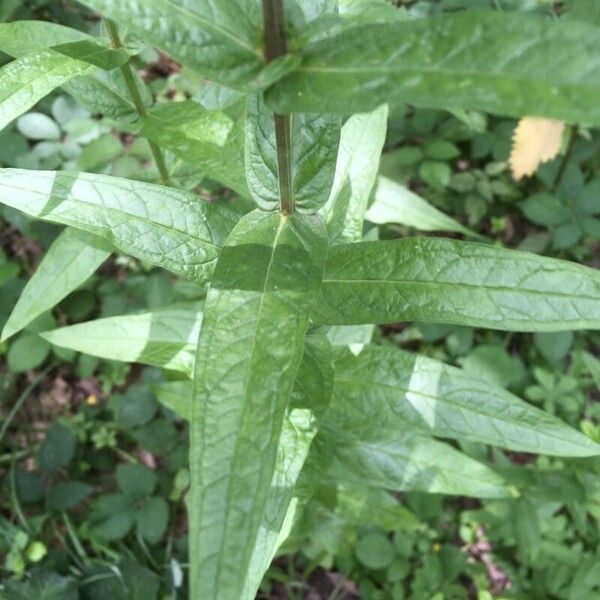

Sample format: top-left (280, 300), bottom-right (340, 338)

top-left (509, 117), bottom-right (565, 181)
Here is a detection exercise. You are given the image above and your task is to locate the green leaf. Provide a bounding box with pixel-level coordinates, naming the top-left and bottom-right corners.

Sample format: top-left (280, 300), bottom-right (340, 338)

top-left (140, 101), bottom-right (248, 196)
top-left (329, 345), bottom-right (600, 456)
top-left (366, 176), bottom-right (475, 236)
top-left (244, 93), bottom-right (340, 212)
top-left (266, 11), bottom-right (600, 124)
top-left (46, 481), bottom-right (93, 511)
top-left (41, 306), bottom-right (202, 376)
top-left (315, 428), bottom-right (510, 498)
top-left (0, 20), bottom-right (148, 120)
top-left (116, 463), bottom-right (157, 500)
top-left (135, 496), bottom-right (169, 544)
top-left (355, 533), bottom-right (396, 569)
top-left (7, 333), bottom-right (50, 372)
top-left (0, 50), bottom-right (92, 133)
top-left (0, 572), bottom-right (78, 600)
top-left (80, 0), bottom-right (265, 88)
top-left (0, 169), bottom-right (237, 284)
top-left (323, 104), bottom-right (388, 243)
top-left (189, 210), bottom-right (327, 599)
top-left (0, 20), bottom-right (90, 56)
top-left (313, 237), bottom-right (600, 331)
top-left (2, 228), bottom-right (110, 342)
top-left (38, 422), bottom-right (76, 475)
top-left (90, 494), bottom-right (135, 541)
top-left (244, 408), bottom-right (319, 599)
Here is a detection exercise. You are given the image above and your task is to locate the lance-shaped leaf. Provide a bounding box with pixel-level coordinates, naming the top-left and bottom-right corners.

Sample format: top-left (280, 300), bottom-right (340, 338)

top-left (0, 42), bottom-right (128, 132)
top-left (313, 237), bottom-right (600, 331)
top-left (0, 20), bottom-right (89, 54)
top-left (312, 429), bottom-right (510, 498)
top-left (243, 408), bottom-right (318, 599)
top-left (189, 210), bottom-right (326, 599)
top-left (0, 21), bottom-right (150, 120)
top-left (1, 229), bottom-right (110, 342)
top-left (42, 306), bottom-right (202, 376)
top-left (0, 169), bottom-right (237, 284)
top-left (366, 176), bottom-right (475, 237)
top-left (150, 332), bottom-right (334, 418)
top-left (140, 101), bottom-right (248, 196)
top-left (329, 345), bottom-right (600, 457)
top-left (266, 11), bottom-right (600, 124)
top-left (245, 94), bottom-right (340, 212)
top-left (80, 0), bottom-right (265, 88)
top-left (323, 104), bottom-right (387, 243)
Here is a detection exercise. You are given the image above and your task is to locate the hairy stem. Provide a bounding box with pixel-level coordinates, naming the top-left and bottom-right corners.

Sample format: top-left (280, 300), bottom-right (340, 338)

top-left (262, 0), bottom-right (293, 215)
top-left (105, 19), bottom-right (171, 185)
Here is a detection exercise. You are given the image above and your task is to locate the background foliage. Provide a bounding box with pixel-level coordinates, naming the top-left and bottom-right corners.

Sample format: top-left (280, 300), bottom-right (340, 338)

top-left (1, 0), bottom-right (600, 599)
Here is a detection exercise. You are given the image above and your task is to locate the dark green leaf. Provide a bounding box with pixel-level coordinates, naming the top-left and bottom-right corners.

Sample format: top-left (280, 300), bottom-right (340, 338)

top-left (266, 11), bottom-right (600, 124)
top-left (116, 463), bottom-right (157, 500)
top-left (38, 422), bottom-right (76, 475)
top-left (135, 497), bottom-right (169, 543)
top-left (80, 0), bottom-right (265, 88)
top-left (47, 481), bottom-right (93, 511)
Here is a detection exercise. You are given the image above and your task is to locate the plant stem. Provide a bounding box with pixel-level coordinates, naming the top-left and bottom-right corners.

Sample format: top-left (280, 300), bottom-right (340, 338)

top-left (262, 0), bottom-right (293, 215)
top-left (105, 19), bottom-right (171, 185)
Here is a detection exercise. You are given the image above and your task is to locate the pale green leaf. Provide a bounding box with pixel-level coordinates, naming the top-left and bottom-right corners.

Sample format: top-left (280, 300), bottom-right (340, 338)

top-left (323, 104), bottom-right (388, 243)
top-left (243, 409), bottom-right (319, 599)
top-left (140, 101), bottom-right (248, 196)
top-left (1, 228), bottom-right (110, 342)
top-left (0, 169), bottom-right (237, 284)
top-left (0, 50), bottom-right (92, 133)
top-left (189, 210), bottom-right (326, 599)
top-left (313, 429), bottom-right (510, 498)
top-left (266, 11), bottom-right (600, 124)
top-left (41, 307), bottom-right (202, 376)
top-left (329, 345), bottom-right (600, 456)
top-left (0, 20), bottom-right (150, 120)
top-left (313, 237), bottom-right (600, 331)
top-left (244, 93), bottom-right (340, 212)
top-left (366, 176), bottom-right (475, 236)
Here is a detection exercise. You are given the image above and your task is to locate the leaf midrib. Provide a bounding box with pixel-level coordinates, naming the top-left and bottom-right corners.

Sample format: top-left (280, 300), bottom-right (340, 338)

top-left (211, 214), bottom-right (287, 593)
top-left (332, 376), bottom-right (594, 451)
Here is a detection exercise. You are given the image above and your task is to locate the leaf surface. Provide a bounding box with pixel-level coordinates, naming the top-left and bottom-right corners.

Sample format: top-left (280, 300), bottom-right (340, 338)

top-left (323, 104), bottom-right (387, 243)
top-left (313, 237), bottom-right (600, 331)
top-left (140, 101), bottom-right (248, 196)
top-left (313, 429), bottom-right (510, 498)
top-left (0, 50), bottom-right (91, 132)
top-left (366, 176), bottom-right (474, 236)
top-left (80, 0), bottom-right (265, 88)
top-left (1, 228), bottom-right (110, 342)
top-left (266, 11), bottom-right (600, 124)
top-left (0, 20), bottom-right (148, 119)
top-left (244, 93), bottom-right (340, 212)
top-left (42, 307), bottom-right (202, 376)
top-left (0, 169), bottom-right (237, 284)
top-left (189, 210), bottom-right (326, 599)
top-left (329, 345), bottom-right (600, 456)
